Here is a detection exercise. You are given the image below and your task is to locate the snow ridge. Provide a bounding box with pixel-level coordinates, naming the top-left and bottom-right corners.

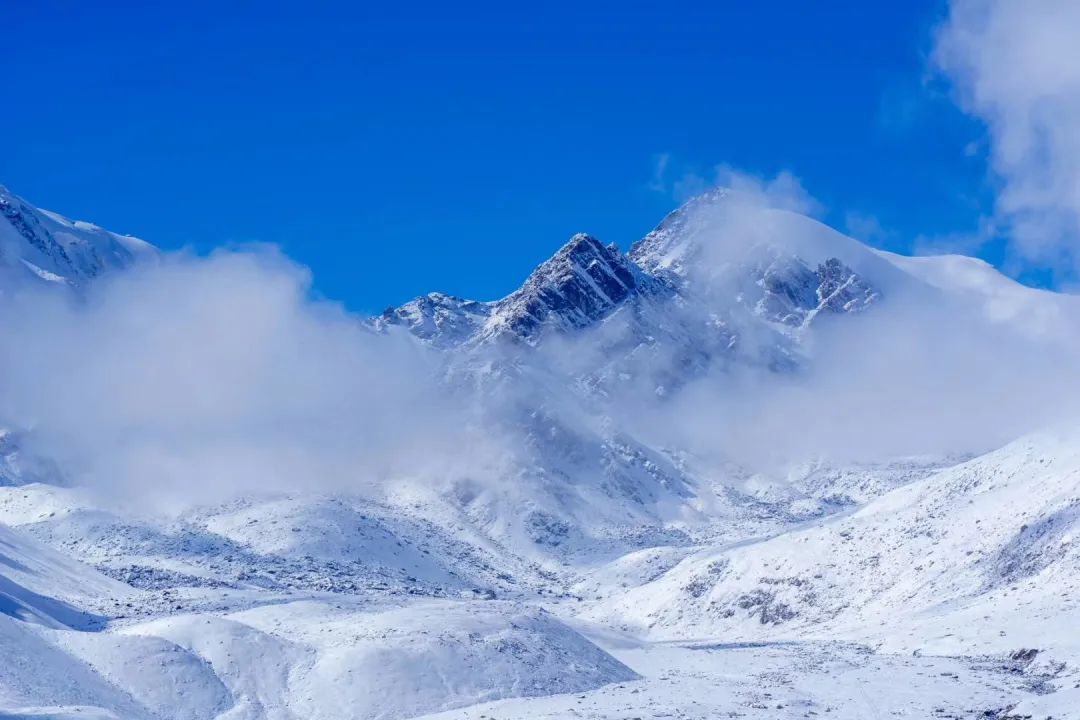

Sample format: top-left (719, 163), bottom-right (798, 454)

top-left (0, 185), bottom-right (156, 287)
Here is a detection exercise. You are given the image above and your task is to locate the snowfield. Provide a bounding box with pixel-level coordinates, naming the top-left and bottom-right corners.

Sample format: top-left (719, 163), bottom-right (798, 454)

top-left (1, 185), bottom-right (1079, 719)
top-left (585, 428), bottom-right (1080, 649)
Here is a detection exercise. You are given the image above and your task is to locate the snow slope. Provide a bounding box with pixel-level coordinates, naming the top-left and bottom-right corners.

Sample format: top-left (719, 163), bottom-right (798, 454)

top-left (0, 507), bottom-right (636, 720)
top-left (0, 185), bottom-right (156, 287)
top-left (585, 427), bottom-right (1080, 661)
top-left (0, 520), bottom-right (132, 630)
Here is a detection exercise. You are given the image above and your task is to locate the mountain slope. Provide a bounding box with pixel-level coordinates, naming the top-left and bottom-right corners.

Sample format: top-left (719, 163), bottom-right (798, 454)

top-left (584, 426), bottom-right (1080, 659)
top-left (0, 185), bottom-right (156, 287)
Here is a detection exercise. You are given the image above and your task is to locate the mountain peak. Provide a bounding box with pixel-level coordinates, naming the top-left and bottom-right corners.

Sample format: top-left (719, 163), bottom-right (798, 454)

top-left (376, 292), bottom-right (492, 347)
top-left (563, 231), bottom-right (603, 248)
top-left (628, 189), bottom-right (733, 279)
top-left (375, 231), bottom-right (670, 348)
top-left (377, 195), bottom-right (893, 350)
top-left (485, 232), bottom-right (650, 341)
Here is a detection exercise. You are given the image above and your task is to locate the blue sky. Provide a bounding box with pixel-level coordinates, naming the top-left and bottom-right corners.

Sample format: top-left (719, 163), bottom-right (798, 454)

top-left (6, 1), bottom-right (999, 311)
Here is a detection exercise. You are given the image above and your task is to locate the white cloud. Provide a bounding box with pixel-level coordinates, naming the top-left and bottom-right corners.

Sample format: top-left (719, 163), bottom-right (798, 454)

top-left (648, 152), bottom-right (671, 193)
top-left (0, 250), bottom-right (510, 512)
top-left (610, 181), bottom-right (1080, 468)
top-left (934, 0), bottom-right (1080, 278)
top-left (712, 165), bottom-right (823, 218)
top-left (843, 212), bottom-right (892, 247)
top-left (647, 158), bottom-right (821, 218)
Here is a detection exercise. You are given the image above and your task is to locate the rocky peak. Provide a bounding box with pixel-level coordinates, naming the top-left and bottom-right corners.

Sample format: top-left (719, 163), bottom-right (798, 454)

top-left (753, 253), bottom-right (879, 328)
top-left (376, 292), bottom-right (492, 347)
top-left (485, 233), bottom-right (658, 341)
top-left (377, 192), bottom-right (884, 356)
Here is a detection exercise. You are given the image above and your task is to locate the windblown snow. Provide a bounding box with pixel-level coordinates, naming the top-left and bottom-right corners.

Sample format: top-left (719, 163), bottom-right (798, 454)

top-left (0, 184), bottom-right (1078, 720)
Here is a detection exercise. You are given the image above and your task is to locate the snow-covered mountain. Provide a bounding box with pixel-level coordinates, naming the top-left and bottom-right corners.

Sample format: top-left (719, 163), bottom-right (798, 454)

top-left (378, 196), bottom-right (887, 356)
top-left (0, 185), bottom-right (156, 287)
top-left (1, 184), bottom-right (1078, 719)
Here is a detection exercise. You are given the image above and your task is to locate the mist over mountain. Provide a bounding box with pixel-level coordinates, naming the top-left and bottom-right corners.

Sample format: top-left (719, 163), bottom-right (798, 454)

top-left (0, 179), bottom-right (1079, 719)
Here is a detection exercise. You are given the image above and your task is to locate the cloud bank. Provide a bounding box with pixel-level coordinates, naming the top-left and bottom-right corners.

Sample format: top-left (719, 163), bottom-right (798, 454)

top-left (934, 0), bottom-right (1080, 279)
top-left (0, 250), bottom-right (508, 511)
top-left (557, 171), bottom-right (1080, 472)
top-left (1, 171), bottom-right (1079, 515)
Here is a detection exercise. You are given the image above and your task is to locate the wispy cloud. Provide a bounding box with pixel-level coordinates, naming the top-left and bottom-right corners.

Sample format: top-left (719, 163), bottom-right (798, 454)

top-left (933, 0), bottom-right (1080, 281)
top-left (648, 152), bottom-right (671, 193)
top-left (647, 156), bottom-right (822, 217)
